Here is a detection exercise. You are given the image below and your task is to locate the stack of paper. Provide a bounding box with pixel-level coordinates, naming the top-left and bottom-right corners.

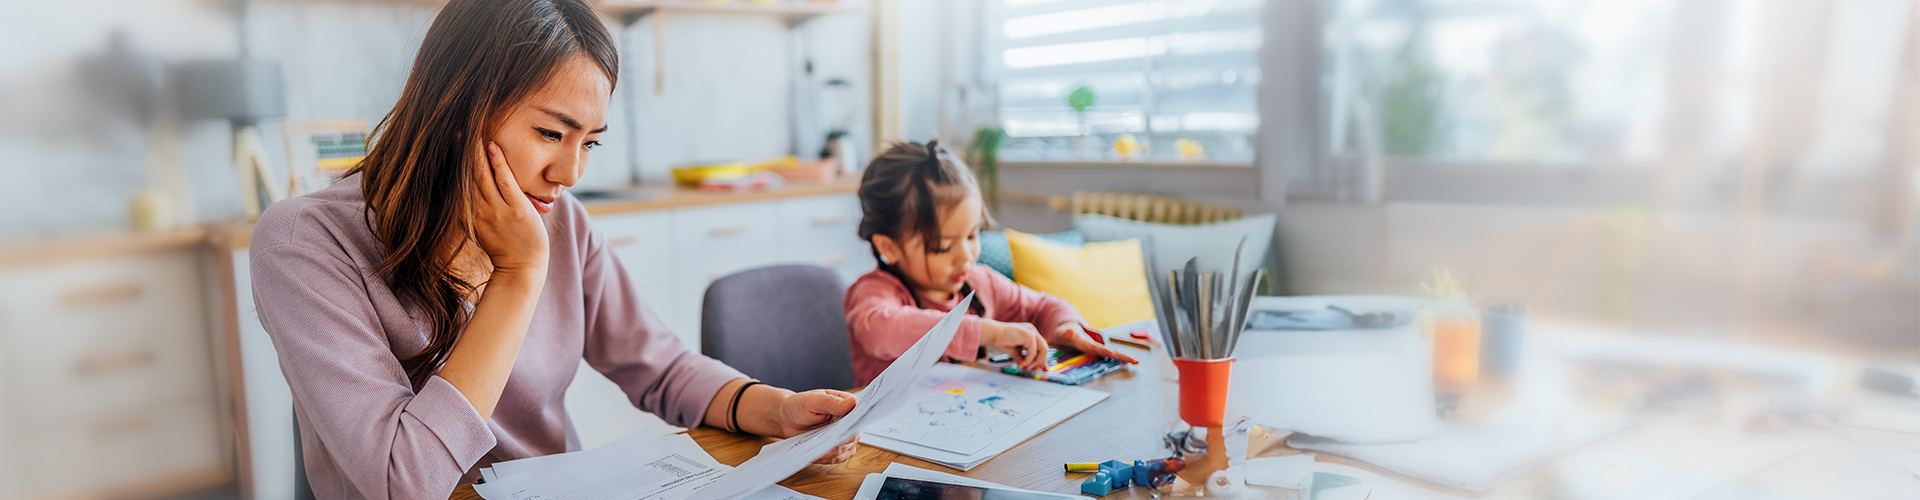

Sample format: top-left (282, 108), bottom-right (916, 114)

top-left (682, 294), bottom-right (980, 500)
top-left (858, 363), bottom-right (1108, 470)
top-left (471, 432), bottom-right (820, 500)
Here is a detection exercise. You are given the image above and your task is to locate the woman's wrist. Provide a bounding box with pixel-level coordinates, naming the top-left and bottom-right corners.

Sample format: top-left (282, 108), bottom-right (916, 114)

top-left (740, 383), bottom-right (795, 437)
top-left (703, 379), bottom-right (794, 436)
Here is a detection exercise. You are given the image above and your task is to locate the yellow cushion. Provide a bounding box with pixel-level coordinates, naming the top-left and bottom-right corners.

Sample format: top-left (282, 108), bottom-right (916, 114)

top-left (1005, 229), bottom-right (1155, 330)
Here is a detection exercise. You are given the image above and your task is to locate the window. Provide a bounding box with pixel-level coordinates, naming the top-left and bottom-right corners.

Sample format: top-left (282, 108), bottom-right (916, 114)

top-left (1324, 0), bottom-right (1912, 175)
top-left (988, 0), bottom-right (1265, 164)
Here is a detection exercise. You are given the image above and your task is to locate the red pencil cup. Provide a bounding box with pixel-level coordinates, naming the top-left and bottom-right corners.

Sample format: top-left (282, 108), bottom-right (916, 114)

top-left (1172, 357), bottom-right (1234, 427)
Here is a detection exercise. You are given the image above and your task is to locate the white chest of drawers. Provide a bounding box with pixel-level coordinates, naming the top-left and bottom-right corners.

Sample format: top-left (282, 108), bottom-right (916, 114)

top-left (0, 247), bottom-right (228, 500)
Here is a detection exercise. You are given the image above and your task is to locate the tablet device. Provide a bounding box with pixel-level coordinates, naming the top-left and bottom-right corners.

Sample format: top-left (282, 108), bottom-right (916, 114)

top-left (851, 473), bottom-right (1081, 500)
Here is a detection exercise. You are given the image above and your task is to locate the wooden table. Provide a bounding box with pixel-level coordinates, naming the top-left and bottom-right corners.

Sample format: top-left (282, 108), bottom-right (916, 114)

top-left (449, 342), bottom-right (1223, 499)
top-left (445, 325), bottom-right (1920, 500)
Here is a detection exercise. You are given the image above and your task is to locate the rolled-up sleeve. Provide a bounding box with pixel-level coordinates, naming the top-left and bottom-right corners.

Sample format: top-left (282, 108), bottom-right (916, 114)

top-left (252, 241), bottom-right (495, 500)
top-left (577, 230), bottom-right (744, 428)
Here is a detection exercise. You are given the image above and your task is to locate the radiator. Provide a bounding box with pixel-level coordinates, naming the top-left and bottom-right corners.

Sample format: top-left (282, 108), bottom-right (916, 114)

top-left (1047, 191), bottom-right (1244, 225)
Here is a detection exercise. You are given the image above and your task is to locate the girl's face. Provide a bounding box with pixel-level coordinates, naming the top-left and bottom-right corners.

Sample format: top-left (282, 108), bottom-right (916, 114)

top-left (484, 54), bottom-right (611, 215)
top-left (875, 192), bottom-right (983, 302)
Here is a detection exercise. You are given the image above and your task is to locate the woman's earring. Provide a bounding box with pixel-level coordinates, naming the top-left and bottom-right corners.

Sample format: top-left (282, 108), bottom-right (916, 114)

top-left (879, 255), bottom-right (891, 265)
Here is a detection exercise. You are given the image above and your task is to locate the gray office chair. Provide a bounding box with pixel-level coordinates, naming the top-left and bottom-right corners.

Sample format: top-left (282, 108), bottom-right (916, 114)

top-left (701, 265), bottom-right (856, 392)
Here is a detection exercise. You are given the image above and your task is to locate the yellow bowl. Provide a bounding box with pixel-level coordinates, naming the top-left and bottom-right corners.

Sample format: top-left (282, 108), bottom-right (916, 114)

top-left (671, 162), bottom-right (750, 187)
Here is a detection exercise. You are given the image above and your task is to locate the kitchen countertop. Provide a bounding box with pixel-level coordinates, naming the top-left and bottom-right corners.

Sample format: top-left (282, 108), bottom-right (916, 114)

top-left (0, 177), bottom-right (861, 266)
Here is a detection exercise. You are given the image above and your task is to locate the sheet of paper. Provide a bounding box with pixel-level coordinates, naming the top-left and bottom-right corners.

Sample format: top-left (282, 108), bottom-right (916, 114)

top-left (474, 433), bottom-right (725, 500)
top-left (683, 293), bottom-right (976, 500)
top-left (737, 486), bottom-right (820, 500)
top-left (474, 433), bottom-right (825, 500)
top-left (866, 363), bottom-right (1073, 454)
top-left (1243, 454), bottom-right (1318, 489)
top-left (487, 443), bottom-right (582, 478)
top-left (857, 366), bottom-right (1109, 470)
top-left (1239, 459), bottom-right (1473, 500)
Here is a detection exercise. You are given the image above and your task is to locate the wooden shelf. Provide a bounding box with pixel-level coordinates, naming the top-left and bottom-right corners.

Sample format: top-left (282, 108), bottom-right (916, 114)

top-left (596, 0), bottom-right (861, 23)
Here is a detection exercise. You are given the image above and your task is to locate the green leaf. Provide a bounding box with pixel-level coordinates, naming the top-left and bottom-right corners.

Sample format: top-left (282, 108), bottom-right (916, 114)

top-left (1067, 86), bottom-right (1095, 113)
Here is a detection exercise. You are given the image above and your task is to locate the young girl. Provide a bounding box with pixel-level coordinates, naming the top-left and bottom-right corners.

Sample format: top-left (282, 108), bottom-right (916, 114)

top-left (843, 141), bottom-right (1138, 386)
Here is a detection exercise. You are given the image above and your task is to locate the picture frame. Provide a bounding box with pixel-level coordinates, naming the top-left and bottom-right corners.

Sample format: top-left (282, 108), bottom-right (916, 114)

top-left (281, 120), bottom-right (369, 197)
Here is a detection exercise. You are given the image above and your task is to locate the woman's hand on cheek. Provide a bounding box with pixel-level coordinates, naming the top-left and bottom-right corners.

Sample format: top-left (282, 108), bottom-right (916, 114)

top-left (471, 142), bottom-right (549, 274)
top-left (776, 390), bottom-right (862, 464)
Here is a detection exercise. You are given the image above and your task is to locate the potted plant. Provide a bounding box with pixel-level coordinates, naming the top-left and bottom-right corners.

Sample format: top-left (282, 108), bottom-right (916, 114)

top-left (965, 126), bottom-right (1007, 213)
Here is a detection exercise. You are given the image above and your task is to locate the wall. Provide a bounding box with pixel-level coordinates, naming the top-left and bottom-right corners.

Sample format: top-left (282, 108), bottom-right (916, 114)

top-left (0, 0), bottom-right (242, 241)
top-left (1, 0), bottom-right (873, 242)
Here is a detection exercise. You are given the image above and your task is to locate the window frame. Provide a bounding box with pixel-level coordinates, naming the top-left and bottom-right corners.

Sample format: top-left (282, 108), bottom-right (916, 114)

top-left (980, 0), bottom-right (1266, 167)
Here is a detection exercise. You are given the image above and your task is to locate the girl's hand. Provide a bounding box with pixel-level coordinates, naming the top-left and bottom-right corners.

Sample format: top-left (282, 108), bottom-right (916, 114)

top-left (980, 320), bottom-right (1049, 371)
top-left (1052, 323), bottom-right (1140, 364)
top-left (775, 390), bottom-right (861, 464)
top-left (471, 142), bottom-right (549, 274)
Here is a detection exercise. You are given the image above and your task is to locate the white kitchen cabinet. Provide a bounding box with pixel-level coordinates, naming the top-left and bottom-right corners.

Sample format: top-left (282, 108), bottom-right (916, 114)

top-left (773, 194), bottom-right (873, 285)
top-left (0, 250), bottom-right (227, 500)
top-left (590, 210), bottom-right (679, 331)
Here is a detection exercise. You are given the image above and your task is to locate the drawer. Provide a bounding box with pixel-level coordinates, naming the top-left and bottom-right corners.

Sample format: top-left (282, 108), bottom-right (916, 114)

top-left (592, 211), bottom-right (678, 329)
top-left (11, 399), bottom-right (224, 499)
top-left (4, 329), bottom-right (215, 423)
top-left (0, 252), bottom-right (215, 421)
top-left (0, 252), bottom-right (208, 347)
top-left (776, 195), bottom-right (875, 280)
top-left (672, 201), bottom-right (784, 277)
top-left (777, 195), bottom-right (863, 238)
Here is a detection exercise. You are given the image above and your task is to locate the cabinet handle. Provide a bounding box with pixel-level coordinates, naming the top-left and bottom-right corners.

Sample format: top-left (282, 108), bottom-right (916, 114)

top-left (75, 349), bottom-right (155, 377)
top-left (608, 235), bottom-right (641, 247)
top-left (60, 283), bottom-right (143, 308)
top-left (709, 224), bottom-right (750, 238)
top-left (92, 415), bottom-right (155, 440)
top-left (812, 214), bottom-right (847, 226)
top-left (817, 256), bottom-right (847, 268)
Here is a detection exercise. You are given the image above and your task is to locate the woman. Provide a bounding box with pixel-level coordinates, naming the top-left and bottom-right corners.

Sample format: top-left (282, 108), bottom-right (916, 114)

top-left (248, 0), bottom-right (859, 498)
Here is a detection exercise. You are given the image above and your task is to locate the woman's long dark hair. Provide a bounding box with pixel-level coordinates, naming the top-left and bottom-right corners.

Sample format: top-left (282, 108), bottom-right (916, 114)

top-left (348, 0), bottom-right (618, 390)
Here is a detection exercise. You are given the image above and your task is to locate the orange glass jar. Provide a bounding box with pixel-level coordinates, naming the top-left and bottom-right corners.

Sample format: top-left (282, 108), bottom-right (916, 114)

top-left (1431, 312), bottom-right (1482, 386)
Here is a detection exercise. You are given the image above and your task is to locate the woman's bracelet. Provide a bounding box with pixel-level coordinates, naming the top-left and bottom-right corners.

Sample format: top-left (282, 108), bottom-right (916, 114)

top-left (727, 380), bottom-right (762, 434)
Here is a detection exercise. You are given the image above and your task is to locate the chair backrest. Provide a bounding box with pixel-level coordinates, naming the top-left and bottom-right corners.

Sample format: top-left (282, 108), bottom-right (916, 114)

top-left (701, 265), bottom-right (856, 392)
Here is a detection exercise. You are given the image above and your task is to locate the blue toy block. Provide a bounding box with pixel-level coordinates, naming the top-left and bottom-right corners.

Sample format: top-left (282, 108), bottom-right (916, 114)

top-left (1131, 460), bottom-right (1152, 488)
top-left (1080, 473), bottom-right (1114, 496)
top-left (1098, 460), bottom-right (1133, 488)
